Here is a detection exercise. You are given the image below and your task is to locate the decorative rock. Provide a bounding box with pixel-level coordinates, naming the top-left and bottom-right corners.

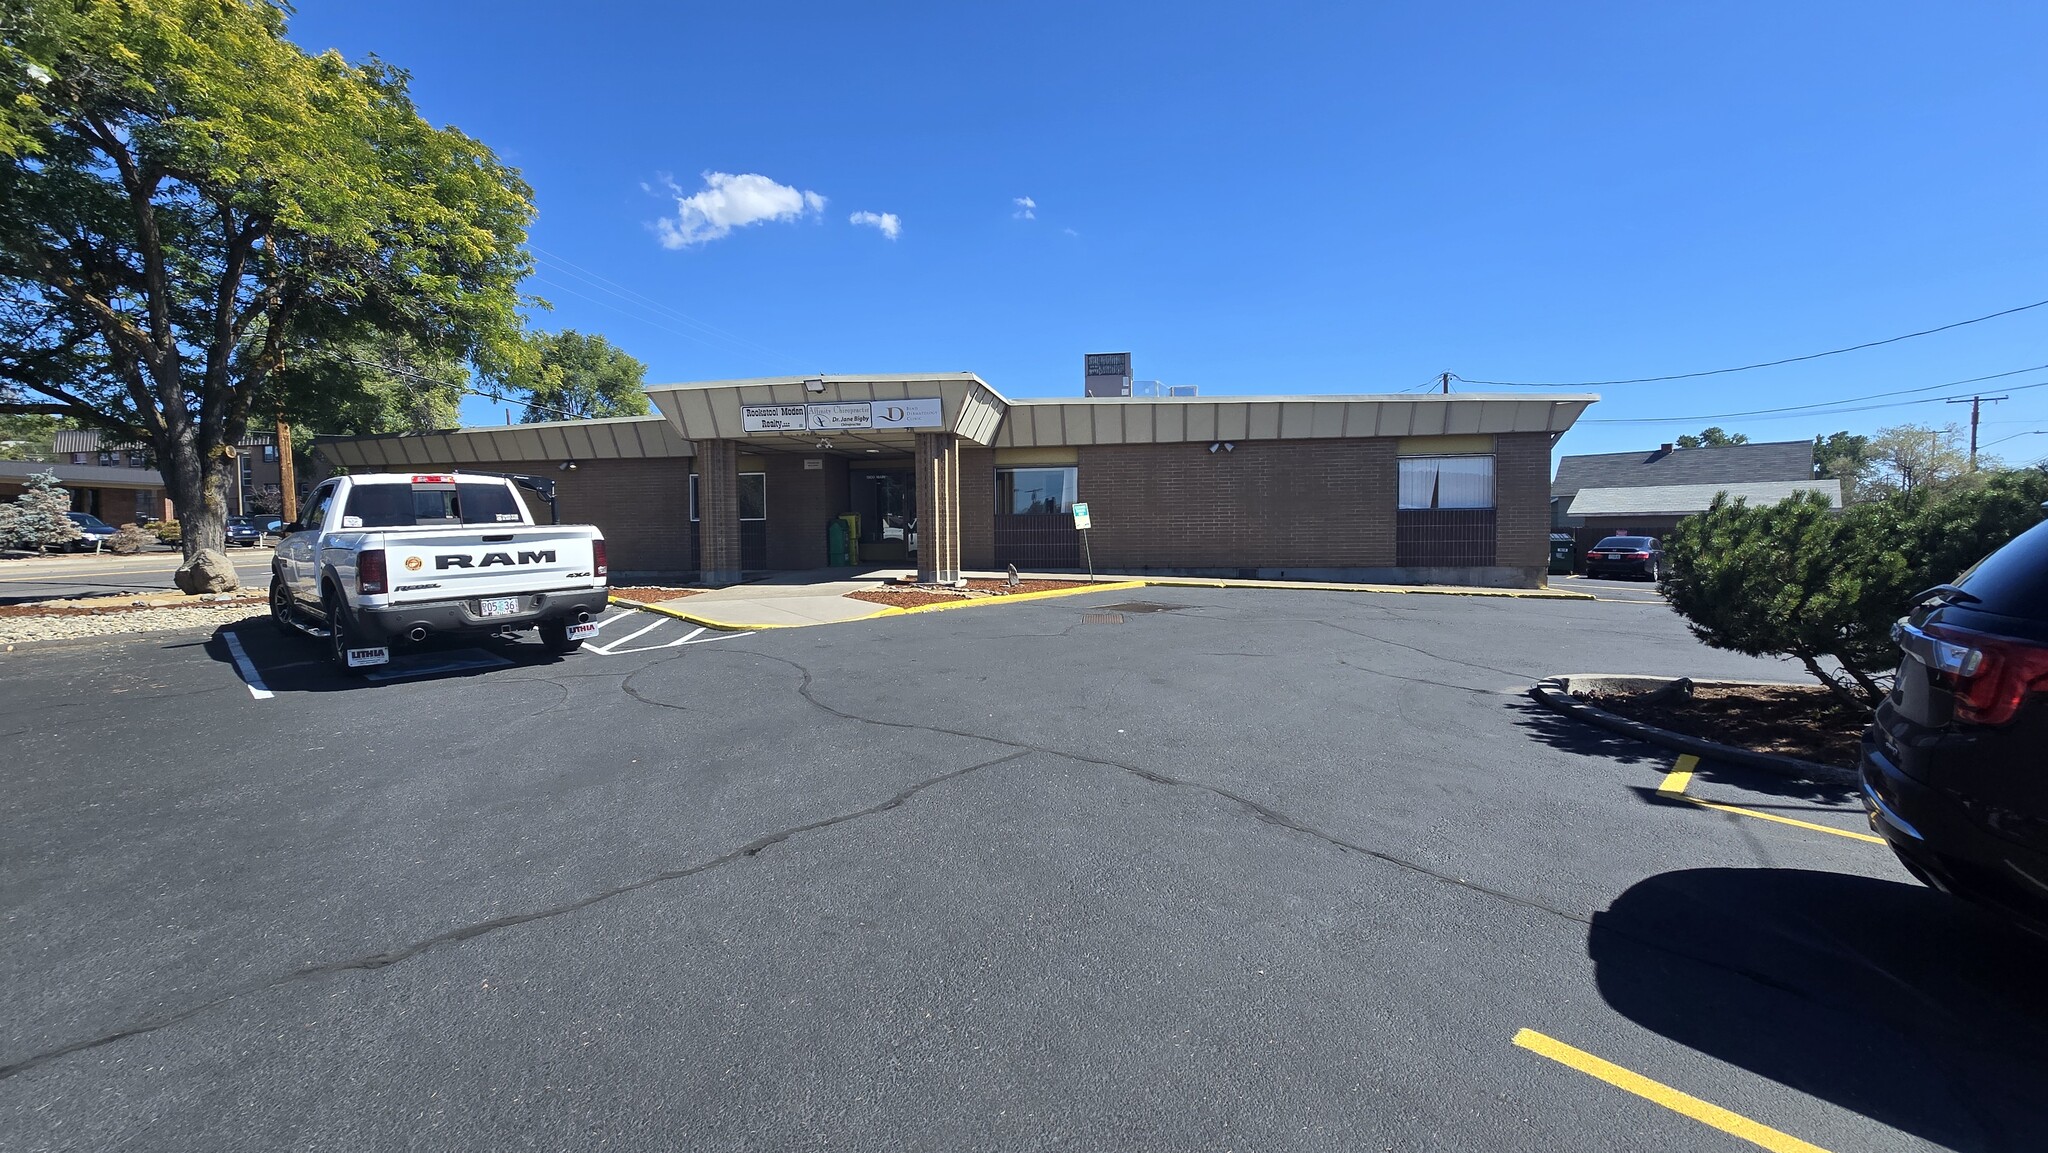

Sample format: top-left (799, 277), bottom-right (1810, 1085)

top-left (174, 549), bottom-right (240, 594)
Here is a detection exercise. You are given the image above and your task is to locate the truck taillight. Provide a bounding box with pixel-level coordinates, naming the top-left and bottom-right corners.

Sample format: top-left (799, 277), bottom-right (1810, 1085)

top-left (359, 549), bottom-right (388, 596)
top-left (592, 540), bottom-right (608, 580)
top-left (1923, 622), bottom-right (2048, 725)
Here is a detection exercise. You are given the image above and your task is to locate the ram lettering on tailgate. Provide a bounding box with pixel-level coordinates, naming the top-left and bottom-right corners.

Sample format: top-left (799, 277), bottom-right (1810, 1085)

top-left (435, 549), bottom-right (557, 570)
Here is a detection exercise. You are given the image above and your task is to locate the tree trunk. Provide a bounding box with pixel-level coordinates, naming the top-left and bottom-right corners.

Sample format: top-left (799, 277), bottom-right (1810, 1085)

top-left (1794, 649), bottom-right (1877, 714)
top-left (161, 438), bottom-right (230, 561)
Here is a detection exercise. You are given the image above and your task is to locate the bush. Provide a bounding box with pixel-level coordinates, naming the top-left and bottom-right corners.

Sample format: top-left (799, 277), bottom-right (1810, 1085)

top-left (107, 524), bottom-right (153, 555)
top-left (153, 519), bottom-right (182, 545)
top-left (0, 471), bottom-right (83, 552)
top-left (1663, 468), bottom-right (2048, 708)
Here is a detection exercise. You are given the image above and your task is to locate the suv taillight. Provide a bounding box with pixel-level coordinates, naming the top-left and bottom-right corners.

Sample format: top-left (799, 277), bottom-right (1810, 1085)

top-left (359, 549), bottom-right (388, 597)
top-left (592, 540), bottom-right (608, 581)
top-left (1922, 622), bottom-right (2048, 725)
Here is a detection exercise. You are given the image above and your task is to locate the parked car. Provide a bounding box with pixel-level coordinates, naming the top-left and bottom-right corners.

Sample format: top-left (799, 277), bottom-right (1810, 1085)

top-left (225, 516), bottom-right (264, 548)
top-left (66, 512), bottom-right (116, 551)
top-left (1863, 518), bottom-right (2048, 938)
top-left (1584, 535), bottom-right (1663, 580)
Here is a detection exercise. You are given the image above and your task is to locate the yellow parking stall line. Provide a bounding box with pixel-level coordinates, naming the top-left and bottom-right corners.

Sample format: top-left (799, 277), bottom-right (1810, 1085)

top-left (1513, 1029), bottom-right (1833, 1153)
top-left (1686, 798), bottom-right (1886, 845)
top-left (1656, 754), bottom-right (1699, 797)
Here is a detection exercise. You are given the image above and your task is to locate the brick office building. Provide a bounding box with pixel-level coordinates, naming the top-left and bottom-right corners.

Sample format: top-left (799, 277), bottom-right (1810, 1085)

top-left (0, 429), bottom-right (285, 525)
top-left (314, 375), bottom-right (1594, 587)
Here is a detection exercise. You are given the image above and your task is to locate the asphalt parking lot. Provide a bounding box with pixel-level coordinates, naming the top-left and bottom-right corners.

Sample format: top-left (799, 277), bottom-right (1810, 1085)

top-left (4, 587), bottom-right (2044, 1151)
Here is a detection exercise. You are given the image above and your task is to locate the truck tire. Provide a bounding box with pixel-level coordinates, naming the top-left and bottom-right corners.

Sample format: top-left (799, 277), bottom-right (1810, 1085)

top-left (537, 618), bottom-right (584, 655)
top-left (323, 588), bottom-right (366, 675)
top-left (270, 575), bottom-right (297, 634)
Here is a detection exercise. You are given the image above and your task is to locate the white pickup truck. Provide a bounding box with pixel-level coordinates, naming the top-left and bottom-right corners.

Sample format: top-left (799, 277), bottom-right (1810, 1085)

top-left (269, 472), bottom-right (609, 671)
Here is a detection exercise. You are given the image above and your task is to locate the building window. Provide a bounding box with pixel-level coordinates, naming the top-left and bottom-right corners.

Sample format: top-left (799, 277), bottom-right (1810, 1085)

top-left (262, 444), bottom-right (278, 463)
top-left (136, 490), bottom-right (151, 521)
top-left (71, 452), bottom-right (88, 465)
top-left (688, 472), bottom-right (767, 521)
top-left (1397, 455), bottom-right (1494, 510)
top-left (98, 451), bottom-right (116, 467)
top-left (240, 456), bottom-right (255, 515)
top-left (995, 466), bottom-right (1078, 515)
top-left (130, 453), bottom-right (146, 468)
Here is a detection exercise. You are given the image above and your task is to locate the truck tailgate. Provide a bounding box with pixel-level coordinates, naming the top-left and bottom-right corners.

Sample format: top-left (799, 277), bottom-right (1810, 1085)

top-left (377, 527), bottom-right (600, 603)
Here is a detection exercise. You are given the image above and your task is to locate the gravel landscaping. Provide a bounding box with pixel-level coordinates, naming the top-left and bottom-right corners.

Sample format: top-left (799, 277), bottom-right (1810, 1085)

top-left (0, 594), bottom-right (267, 647)
top-left (1575, 682), bottom-right (1867, 766)
top-left (847, 578), bottom-right (1092, 610)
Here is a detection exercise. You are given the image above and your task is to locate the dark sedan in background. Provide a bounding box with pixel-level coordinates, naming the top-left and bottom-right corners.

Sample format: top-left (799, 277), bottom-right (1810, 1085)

top-left (225, 516), bottom-right (265, 548)
top-left (1864, 520), bottom-right (2048, 938)
top-left (1583, 535), bottom-right (1663, 580)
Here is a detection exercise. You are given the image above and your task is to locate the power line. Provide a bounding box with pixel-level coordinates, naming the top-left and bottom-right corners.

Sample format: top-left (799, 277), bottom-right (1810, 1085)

top-left (1578, 362), bottom-right (2048, 424)
top-left (335, 355), bottom-right (586, 424)
top-left (1455, 296), bottom-right (2048, 387)
top-left (528, 245), bottom-right (807, 370)
top-left (1582, 378), bottom-right (2048, 425)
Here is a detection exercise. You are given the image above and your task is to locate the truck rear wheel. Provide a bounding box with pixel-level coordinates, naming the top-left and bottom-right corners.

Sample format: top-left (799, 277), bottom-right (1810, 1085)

top-left (537, 618), bottom-right (584, 654)
top-left (324, 588), bottom-right (366, 675)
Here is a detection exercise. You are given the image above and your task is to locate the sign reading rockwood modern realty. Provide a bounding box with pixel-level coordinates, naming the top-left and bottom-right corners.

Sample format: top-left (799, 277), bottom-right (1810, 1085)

top-left (742, 399), bottom-right (946, 433)
top-left (1084, 352), bottom-right (1132, 398)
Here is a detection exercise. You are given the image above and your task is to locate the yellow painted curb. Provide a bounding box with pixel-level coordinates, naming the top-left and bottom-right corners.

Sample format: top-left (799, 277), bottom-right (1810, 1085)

top-left (1135, 577), bottom-right (1593, 601)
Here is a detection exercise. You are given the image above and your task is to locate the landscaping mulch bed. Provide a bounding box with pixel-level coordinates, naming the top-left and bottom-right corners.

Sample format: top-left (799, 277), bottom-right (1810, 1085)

top-left (0, 594), bottom-right (264, 618)
top-left (849, 577), bottom-right (1094, 611)
top-left (1575, 682), bottom-right (1867, 766)
top-left (609, 586), bottom-right (700, 603)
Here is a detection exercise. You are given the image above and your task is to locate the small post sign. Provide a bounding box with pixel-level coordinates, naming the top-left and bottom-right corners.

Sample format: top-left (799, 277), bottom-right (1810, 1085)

top-left (1072, 502), bottom-right (1095, 581)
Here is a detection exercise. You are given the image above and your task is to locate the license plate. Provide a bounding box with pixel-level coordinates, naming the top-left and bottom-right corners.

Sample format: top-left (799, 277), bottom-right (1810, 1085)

top-left (567, 621), bottom-right (599, 641)
top-left (480, 596), bottom-right (521, 618)
top-left (346, 646), bottom-right (390, 668)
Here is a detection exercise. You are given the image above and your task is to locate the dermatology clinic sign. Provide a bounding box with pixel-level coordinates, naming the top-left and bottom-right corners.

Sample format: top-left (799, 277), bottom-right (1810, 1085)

top-left (742, 398), bottom-right (944, 433)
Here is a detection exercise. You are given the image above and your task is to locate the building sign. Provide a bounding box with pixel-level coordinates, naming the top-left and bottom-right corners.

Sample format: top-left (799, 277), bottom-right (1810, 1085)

top-left (1071, 502), bottom-right (1091, 530)
top-left (1085, 353), bottom-right (1129, 377)
top-left (871, 398), bottom-right (943, 428)
top-left (741, 404), bottom-right (808, 433)
top-left (806, 402), bottom-right (874, 431)
top-left (743, 399), bottom-right (947, 434)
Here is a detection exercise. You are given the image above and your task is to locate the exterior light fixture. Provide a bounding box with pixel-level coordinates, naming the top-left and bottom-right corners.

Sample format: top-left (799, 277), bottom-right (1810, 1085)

top-left (1223, 442), bottom-right (1235, 452)
top-left (1208, 442), bottom-right (1221, 453)
top-left (559, 460), bottom-right (578, 471)
top-left (804, 377), bottom-right (827, 393)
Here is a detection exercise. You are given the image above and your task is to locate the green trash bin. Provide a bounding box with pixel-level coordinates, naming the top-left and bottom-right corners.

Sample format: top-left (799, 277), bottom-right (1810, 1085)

top-left (838, 513), bottom-right (860, 566)
top-left (1549, 533), bottom-right (1577, 576)
top-left (826, 517), bottom-right (850, 567)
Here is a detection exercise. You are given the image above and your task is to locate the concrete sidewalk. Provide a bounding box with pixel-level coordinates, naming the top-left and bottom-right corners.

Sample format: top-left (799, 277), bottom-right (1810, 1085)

top-left (627, 567), bottom-right (1592, 631)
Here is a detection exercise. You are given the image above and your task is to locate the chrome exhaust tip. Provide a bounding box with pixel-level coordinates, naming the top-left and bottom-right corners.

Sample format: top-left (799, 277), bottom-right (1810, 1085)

top-left (407, 626), bottom-right (428, 643)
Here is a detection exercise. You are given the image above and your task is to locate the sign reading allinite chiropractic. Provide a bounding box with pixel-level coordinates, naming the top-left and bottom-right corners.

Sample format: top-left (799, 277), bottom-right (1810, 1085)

top-left (806, 402), bottom-right (875, 431)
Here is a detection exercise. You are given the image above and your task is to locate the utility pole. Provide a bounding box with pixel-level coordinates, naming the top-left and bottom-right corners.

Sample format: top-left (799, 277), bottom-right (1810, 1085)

top-left (1947, 394), bottom-right (2007, 470)
top-left (1440, 372), bottom-right (1452, 395)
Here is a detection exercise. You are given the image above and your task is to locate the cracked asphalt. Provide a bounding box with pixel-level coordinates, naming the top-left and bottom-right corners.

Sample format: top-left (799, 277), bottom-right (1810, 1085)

top-left (5, 587), bottom-right (2047, 1151)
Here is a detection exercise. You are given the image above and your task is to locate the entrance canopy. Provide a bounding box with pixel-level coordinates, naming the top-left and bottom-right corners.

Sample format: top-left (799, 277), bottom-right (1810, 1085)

top-left (646, 375), bottom-right (1006, 456)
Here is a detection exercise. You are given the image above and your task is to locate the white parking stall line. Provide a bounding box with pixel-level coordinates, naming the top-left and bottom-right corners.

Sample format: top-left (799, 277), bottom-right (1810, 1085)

top-left (600, 628), bottom-right (752, 656)
top-left (222, 631), bottom-right (275, 700)
top-left (586, 614), bottom-right (667, 655)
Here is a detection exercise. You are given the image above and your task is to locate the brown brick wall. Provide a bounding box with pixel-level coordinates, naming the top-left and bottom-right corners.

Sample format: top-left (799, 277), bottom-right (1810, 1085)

top-left (959, 448), bottom-right (994, 569)
top-left (459, 457), bottom-right (694, 575)
top-left (1492, 432), bottom-right (1552, 573)
top-left (1073, 440), bottom-right (1398, 569)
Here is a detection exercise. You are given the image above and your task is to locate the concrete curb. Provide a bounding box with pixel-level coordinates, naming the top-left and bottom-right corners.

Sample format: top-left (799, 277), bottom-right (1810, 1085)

top-left (1137, 576), bottom-right (1594, 601)
top-left (1528, 673), bottom-right (1858, 785)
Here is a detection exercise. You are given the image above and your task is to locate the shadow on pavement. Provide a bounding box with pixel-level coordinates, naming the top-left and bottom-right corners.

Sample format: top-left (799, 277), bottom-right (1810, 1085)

top-left (1592, 867), bottom-right (2048, 1151)
top-left (1506, 696), bottom-right (1859, 804)
top-left (202, 623), bottom-right (569, 693)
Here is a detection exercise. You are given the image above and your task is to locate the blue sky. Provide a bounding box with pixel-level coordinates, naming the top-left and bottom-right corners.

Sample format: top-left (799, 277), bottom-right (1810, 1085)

top-left (286, 2), bottom-right (2048, 462)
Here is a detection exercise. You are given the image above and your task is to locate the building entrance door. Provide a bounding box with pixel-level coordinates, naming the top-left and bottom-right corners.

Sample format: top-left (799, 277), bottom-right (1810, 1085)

top-left (850, 468), bottom-right (916, 562)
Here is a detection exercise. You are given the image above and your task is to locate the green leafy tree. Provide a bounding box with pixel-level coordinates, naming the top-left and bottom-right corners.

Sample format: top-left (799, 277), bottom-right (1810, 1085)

top-left (510, 330), bottom-right (649, 423)
top-left (1865, 423), bottom-right (1969, 495)
top-left (0, 469), bottom-right (83, 551)
top-left (1675, 427), bottom-right (1749, 449)
top-left (0, 412), bottom-right (63, 459)
top-left (1812, 429), bottom-right (1872, 491)
top-left (0, 0), bottom-right (535, 559)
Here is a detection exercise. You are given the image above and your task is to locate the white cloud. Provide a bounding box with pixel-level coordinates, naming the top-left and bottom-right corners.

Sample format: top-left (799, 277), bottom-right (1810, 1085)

top-left (1062, 227), bottom-right (1079, 237)
top-left (849, 210), bottom-right (901, 240)
top-left (653, 171), bottom-right (826, 248)
top-left (1012, 196), bottom-right (1036, 220)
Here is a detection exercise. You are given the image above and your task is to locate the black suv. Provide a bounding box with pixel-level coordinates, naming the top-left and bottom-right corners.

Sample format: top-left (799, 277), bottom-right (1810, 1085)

top-left (1863, 519), bottom-right (2048, 935)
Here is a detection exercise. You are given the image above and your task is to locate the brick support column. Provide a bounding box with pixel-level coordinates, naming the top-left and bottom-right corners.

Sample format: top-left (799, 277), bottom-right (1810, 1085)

top-left (1492, 432), bottom-right (1552, 585)
top-left (915, 432), bottom-right (961, 584)
top-left (697, 438), bottom-right (743, 585)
